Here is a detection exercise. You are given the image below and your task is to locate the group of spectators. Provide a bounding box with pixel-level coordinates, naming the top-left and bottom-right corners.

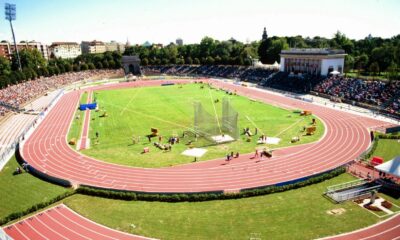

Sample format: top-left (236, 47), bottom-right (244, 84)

top-left (142, 65), bottom-right (276, 83)
top-left (260, 72), bottom-right (325, 93)
top-left (313, 76), bottom-right (400, 115)
top-left (0, 69), bottom-right (122, 116)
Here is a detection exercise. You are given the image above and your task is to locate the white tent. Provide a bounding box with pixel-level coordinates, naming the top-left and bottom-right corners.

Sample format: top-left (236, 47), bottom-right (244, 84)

top-left (375, 156), bottom-right (400, 178)
top-left (330, 70), bottom-right (340, 75)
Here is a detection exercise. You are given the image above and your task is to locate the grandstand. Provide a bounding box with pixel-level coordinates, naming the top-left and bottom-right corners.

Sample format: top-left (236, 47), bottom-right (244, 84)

top-left (142, 65), bottom-right (276, 83)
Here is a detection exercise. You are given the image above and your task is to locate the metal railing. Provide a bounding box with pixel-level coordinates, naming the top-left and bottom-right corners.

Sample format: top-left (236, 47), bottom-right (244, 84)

top-left (327, 184), bottom-right (381, 203)
top-left (326, 179), bottom-right (368, 193)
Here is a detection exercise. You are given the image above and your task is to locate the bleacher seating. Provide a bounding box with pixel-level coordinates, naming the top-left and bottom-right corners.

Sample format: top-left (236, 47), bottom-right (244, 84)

top-left (142, 65), bottom-right (276, 83)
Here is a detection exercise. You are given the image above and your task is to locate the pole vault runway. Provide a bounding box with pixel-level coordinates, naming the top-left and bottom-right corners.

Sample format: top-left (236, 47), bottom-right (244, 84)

top-left (20, 79), bottom-right (391, 193)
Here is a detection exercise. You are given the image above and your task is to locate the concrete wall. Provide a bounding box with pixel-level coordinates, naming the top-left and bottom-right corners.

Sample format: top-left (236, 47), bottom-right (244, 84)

top-left (320, 58), bottom-right (344, 76)
top-left (280, 57), bottom-right (285, 72)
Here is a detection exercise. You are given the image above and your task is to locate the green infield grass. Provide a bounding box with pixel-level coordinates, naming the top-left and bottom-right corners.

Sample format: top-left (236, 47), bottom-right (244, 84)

top-left (64, 173), bottom-right (383, 240)
top-left (0, 156), bottom-right (69, 220)
top-left (67, 91), bottom-right (88, 142)
top-left (369, 138), bottom-right (400, 162)
top-left (74, 83), bottom-right (324, 167)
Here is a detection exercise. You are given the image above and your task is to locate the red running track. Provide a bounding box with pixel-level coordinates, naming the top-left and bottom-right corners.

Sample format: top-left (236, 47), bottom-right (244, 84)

top-left (78, 91), bottom-right (93, 150)
top-left (2, 204), bottom-right (152, 240)
top-left (320, 213), bottom-right (400, 240)
top-left (20, 79), bottom-right (392, 193)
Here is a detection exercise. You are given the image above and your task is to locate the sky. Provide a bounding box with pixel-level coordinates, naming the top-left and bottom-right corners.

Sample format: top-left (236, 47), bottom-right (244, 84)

top-left (0, 0), bottom-right (399, 45)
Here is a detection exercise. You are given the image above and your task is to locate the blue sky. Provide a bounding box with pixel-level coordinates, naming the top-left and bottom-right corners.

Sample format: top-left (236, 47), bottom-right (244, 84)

top-left (0, 0), bottom-right (399, 44)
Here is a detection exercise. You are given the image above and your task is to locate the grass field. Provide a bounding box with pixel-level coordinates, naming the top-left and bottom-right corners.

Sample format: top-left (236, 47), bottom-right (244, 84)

top-left (0, 156), bottom-right (69, 220)
top-left (67, 91), bottom-right (88, 142)
top-left (64, 173), bottom-right (384, 240)
top-left (76, 83), bottom-right (324, 167)
top-left (369, 138), bottom-right (400, 162)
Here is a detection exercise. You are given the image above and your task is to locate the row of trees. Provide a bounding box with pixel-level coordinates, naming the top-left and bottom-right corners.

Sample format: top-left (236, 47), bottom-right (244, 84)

top-left (125, 31), bottom-right (399, 79)
top-left (124, 37), bottom-right (259, 66)
top-left (0, 49), bottom-right (122, 88)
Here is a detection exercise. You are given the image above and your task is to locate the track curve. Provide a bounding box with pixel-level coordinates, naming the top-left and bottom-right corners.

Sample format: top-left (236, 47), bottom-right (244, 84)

top-left (20, 79), bottom-right (390, 193)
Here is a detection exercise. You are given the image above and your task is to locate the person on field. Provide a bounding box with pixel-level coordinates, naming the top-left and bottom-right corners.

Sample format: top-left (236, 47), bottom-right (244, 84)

top-left (254, 149), bottom-right (259, 158)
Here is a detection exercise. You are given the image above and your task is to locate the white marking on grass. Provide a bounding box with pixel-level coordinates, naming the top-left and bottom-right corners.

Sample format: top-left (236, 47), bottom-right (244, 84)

top-left (274, 117), bottom-right (304, 138)
top-left (120, 87), bottom-right (142, 116)
top-left (245, 115), bottom-right (265, 135)
top-left (106, 102), bottom-right (201, 133)
top-left (207, 87), bottom-right (222, 134)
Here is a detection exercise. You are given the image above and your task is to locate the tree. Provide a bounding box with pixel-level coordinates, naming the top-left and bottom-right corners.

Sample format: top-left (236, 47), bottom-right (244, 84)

top-left (205, 56), bottom-right (215, 65)
top-left (102, 60), bottom-right (109, 69)
top-left (80, 63), bottom-right (88, 71)
top-left (95, 62), bottom-right (103, 69)
top-left (0, 56), bottom-right (11, 75)
top-left (11, 48), bottom-right (46, 71)
top-left (386, 62), bottom-right (398, 80)
top-left (185, 57), bottom-right (193, 65)
top-left (258, 38), bottom-right (271, 64)
top-left (73, 64), bottom-right (80, 72)
top-left (287, 35), bottom-right (308, 48)
top-left (141, 58), bottom-right (149, 66)
top-left (64, 62), bottom-right (73, 72)
top-left (266, 38), bottom-right (289, 63)
top-left (344, 55), bottom-right (355, 74)
top-left (88, 62), bottom-right (95, 70)
top-left (369, 62), bottom-right (380, 76)
top-left (331, 31), bottom-right (354, 54)
top-left (355, 54), bottom-right (369, 74)
top-left (108, 60), bottom-right (116, 69)
top-left (193, 58), bottom-right (200, 65)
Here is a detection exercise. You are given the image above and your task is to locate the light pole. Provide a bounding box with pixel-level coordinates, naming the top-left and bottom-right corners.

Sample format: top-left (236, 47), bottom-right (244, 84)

top-left (5, 3), bottom-right (22, 71)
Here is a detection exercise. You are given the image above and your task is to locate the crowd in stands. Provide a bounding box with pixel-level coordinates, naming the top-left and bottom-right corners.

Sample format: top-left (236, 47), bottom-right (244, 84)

top-left (0, 69), bottom-right (122, 115)
top-left (259, 72), bottom-right (325, 93)
top-left (142, 65), bottom-right (276, 83)
top-left (314, 76), bottom-right (400, 115)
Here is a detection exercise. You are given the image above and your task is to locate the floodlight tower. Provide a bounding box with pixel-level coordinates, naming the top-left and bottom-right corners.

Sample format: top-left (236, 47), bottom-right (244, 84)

top-left (5, 3), bottom-right (22, 71)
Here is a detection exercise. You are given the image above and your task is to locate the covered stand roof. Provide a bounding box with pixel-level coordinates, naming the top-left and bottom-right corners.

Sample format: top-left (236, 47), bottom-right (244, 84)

top-left (375, 156), bottom-right (400, 178)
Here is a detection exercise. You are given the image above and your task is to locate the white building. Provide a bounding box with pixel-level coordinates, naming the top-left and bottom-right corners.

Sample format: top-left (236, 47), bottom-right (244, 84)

top-left (105, 41), bottom-right (125, 53)
top-left (49, 42), bottom-right (81, 59)
top-left (81, 40), bottom-right (107, 54)
top-left (280, 48), bottom-right (346, 76)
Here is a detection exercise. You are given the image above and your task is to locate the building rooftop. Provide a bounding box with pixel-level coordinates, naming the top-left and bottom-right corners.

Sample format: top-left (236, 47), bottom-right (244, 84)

top-left (281, 48), bottom-right (345, 55)
top-left (51, 42), bottom-right (79, 47)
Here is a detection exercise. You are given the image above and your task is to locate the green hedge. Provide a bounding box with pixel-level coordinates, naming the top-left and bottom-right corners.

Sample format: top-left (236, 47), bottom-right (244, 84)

top-left (377, 134), bottom-right (400, 139)
top-left (76, 167), bottom-right (346, 202)
top-left (364, 137), bottom-right (379, 160)
top-left (0, 190), bottom-right (75, 226)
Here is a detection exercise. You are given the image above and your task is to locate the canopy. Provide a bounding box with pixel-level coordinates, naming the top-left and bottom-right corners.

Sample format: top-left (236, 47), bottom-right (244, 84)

top-left (375, 156), bottom-right (400, 177)
top-left (330, 70), bottom-right (340, 75)
top-left (181, 148), bottom-right (207, 158)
